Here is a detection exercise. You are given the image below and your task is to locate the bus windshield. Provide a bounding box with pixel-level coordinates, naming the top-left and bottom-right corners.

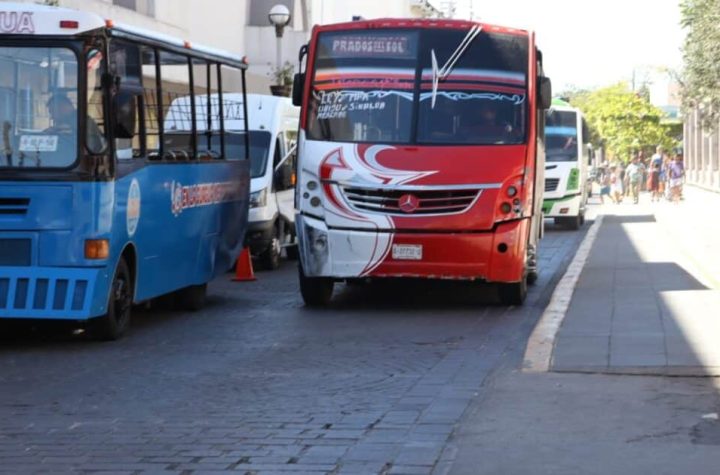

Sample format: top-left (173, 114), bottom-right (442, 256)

top-left (306, 28), bottom-right (528, 145)
top-left (546, 110), bottom-right (578, 162)
top-left (0, 46), bottom-right (80, 169)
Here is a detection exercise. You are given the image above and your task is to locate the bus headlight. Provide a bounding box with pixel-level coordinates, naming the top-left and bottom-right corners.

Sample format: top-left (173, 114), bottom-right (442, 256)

top-left (249, 189), bottom-right (267, 208)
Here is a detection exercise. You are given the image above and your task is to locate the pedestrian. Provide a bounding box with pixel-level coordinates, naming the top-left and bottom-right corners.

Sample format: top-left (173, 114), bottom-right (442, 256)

top-left (610, 165), bottom-right (624, 203)
top-left (648, 146), bottom-right (664, 202)
top-left (662, 156), bottom-right (673, 201)
top-left (668, 153), bottom-right (684, 204)
top-left (599, 168), bottom-right (612, 204)
top-left (626, 156), bottom-right (644, 204)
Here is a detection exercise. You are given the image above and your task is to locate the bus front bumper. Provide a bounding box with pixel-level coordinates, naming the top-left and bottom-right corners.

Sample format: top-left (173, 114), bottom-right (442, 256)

top-left (0, 266), bottom-right (109, 320)
top-left (297, 215), bottom-right (528, 283)
top-left (543, 193), bottom-right (583, 218)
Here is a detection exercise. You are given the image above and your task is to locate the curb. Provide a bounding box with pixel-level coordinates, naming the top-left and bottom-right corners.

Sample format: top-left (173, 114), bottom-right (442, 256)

top-left (522, 214), bottom-right (605, 373)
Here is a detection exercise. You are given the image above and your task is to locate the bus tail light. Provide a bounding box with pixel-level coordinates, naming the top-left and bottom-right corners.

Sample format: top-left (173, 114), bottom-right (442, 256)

top-left (59, 20), bottom-right (79, 29)
top-left (500, 202), bottom-right (512, 214)
top-left (85, 239), bottom-right (109, 259)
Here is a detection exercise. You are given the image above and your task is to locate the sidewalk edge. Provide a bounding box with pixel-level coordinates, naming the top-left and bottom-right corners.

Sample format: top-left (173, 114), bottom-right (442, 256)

top-left (522, 214), bottom-right (605, 373)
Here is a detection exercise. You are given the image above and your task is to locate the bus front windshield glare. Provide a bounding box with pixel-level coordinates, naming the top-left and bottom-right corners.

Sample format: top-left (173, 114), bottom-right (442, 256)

top-left (307, 29), bottom-right (529, 145)
top-left (0, 47), bottom-right (82, 169)
top-left (545, 110), bottom-right (579, 162)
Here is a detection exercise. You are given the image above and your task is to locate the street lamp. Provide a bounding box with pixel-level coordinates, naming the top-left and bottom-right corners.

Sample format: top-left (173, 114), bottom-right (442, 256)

top-left (268, 4), bottom-right (291, 82)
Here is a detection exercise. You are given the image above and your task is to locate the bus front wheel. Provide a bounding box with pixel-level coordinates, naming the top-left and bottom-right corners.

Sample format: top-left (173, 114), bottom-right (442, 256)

top-left (299, 265), bottom-right (333, 307)
top-left (91, 258), bottom-right (133, 341)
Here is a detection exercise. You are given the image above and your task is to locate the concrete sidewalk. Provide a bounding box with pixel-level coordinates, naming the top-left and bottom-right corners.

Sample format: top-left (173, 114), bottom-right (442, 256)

top-left (551, 186), bottom-right (720, 376)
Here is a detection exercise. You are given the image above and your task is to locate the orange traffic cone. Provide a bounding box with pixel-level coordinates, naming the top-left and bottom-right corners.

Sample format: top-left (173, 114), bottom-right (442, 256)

top-left (232, 247), bottom-right (256, 281)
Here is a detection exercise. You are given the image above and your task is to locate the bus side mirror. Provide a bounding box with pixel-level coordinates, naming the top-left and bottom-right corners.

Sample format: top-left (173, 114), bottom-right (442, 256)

top-left (538, 76), bottom-right (552, 110)
top-left (292, 73), bottom-right (305, 107)
top-left (113, 91), bottom-right (136, 139)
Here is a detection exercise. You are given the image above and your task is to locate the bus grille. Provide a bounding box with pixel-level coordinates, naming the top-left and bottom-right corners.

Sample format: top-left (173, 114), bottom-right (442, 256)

top-left (341, 186), bottom-right (479, 215)
top-left (545, 178), bottom-right (560, 192)
top-left (0, 198), bottom-right (30, 215)
top-left (0, 277), bottom-right (89, 313)
top-left (0, 239), bottom-right (31, 266)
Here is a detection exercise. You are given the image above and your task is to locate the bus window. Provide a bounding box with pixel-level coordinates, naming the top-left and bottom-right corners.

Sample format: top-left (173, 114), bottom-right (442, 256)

top-left (109, 41), bottom-right (143, 159)
top-left (192, 58), bottom-right (220, 160)
top-left (219, 64), bottom-right (246, 160)
top-left (141, 47), bottom-right (160, 158)
top-left (0, 47), bottom-right (79, 168)
top-left (159, 50), bottom-right (193, 160)
top-left (86, 47), bottom-right (106, 154)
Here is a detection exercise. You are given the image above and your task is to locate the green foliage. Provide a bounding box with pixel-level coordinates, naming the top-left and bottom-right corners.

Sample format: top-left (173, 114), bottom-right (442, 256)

top-left (570, 83), bottom-right (676, 162)
top-left (681, 0), bottom-right (720, 129)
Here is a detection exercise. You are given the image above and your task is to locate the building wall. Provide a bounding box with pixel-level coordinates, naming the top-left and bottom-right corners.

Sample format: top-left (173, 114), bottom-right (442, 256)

top-left (684, 107), bottom-right (720, 193)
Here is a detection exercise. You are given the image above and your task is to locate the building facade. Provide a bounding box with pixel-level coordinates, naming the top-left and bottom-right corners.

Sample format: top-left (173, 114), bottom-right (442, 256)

top-left (684, 108), bottom-right (720, 193)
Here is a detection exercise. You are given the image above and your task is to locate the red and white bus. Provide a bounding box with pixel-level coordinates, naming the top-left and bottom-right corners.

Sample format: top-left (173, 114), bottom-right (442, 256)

top-left (292, 19), bottom-right (552, 306)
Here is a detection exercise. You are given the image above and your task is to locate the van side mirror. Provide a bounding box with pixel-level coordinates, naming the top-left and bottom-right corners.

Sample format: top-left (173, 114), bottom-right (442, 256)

top-left (538, 76), bottom-right (552, 110)
top-left (292, 73), bottom-right (305, 107)
top-left (113, 91), bottom-right (136, 139)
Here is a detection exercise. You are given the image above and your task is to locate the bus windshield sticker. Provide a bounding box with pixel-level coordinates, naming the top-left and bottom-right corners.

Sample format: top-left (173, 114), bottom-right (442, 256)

top-left (430, 25), bottom-right (482, 108)
top-left (419, 91), bottom-right (526, 105)
top-left (19, 135), bottom-right (58, 152)
top-left (328, 35), bottom-right (414, 59)
top-left (314, 90), bottom-right (413, 120)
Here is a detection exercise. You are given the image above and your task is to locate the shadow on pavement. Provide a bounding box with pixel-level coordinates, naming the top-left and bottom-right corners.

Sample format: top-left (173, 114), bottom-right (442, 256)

top-left (552, 210), bottom-right (718, 376)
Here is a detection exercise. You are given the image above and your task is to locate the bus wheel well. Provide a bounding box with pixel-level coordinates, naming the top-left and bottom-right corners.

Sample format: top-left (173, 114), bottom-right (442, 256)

top-left (120, 244), bottom-right (137, 293)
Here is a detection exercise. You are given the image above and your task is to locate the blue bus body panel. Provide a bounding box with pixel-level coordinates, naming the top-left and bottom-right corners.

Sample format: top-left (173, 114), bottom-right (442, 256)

top-left (0, 159), bottom-right (249, 320)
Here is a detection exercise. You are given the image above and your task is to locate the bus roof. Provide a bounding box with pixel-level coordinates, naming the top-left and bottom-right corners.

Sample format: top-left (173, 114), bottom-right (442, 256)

top-left (313, 18), bottom-right (530, 37)
top-left (552, 98), bottom-right (572, 107)
top-left (0, 2), bottom-right (246, 69)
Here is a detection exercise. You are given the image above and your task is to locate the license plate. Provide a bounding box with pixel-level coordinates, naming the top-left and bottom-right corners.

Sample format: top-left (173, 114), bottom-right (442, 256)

top-left (392, 244), bottom-right (422, 260)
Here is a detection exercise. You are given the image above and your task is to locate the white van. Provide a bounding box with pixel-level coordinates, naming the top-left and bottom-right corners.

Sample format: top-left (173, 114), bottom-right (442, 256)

top-left (164, 93), bottom-right (300, 268)
top-left (237, 94), bottom-right (300, 269)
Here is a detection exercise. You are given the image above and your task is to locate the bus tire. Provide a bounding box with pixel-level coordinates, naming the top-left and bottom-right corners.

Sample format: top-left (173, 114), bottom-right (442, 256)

top-left (261, 224), bottom-right (282, 270)
top-left (177, 283), bottom-right (207, 311)
top-left (498, 279), bottom-right (527, 306)
top-left (91, 258), bottom-right (133, 341)
top-left (299, 265), bottom-right (333, 307)
top-left (566, 215), bottom-right (581, 230)
top-left (526, 271), bottom-right (538, 286)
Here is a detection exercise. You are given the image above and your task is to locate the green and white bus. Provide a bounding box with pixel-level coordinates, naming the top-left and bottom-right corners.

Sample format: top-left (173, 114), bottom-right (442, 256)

top-left (543, 99), bottom-right (590, 230)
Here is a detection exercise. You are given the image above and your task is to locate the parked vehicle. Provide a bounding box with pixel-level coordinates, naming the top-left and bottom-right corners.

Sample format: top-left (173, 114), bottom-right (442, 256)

top-left (0, 3), bottom-right (250, 339)
top-left (291, 19), bottom-right (552, 306)
top-left (241, 95), bottom-right (300, 269)
top-left (543, 99), bottom-right (590, 230)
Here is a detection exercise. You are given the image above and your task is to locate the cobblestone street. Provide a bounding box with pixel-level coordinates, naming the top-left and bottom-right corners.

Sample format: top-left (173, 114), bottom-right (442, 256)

top-left (0, 227), bottom-right (586, 474)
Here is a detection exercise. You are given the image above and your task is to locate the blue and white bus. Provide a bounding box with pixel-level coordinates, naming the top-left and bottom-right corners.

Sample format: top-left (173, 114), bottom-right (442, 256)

top-left (0, 3), bottom-right (250, 339)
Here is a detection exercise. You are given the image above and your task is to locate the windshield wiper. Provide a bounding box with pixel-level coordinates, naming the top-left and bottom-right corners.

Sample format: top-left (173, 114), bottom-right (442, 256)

top-left (431, 25), bottom-right (482, 108)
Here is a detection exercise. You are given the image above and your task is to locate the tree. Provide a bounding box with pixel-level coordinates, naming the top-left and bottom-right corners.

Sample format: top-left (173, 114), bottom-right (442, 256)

top-left (681, 0), bottom-right (720, 129)
top-left (571, 83), bottom-right (676, 162)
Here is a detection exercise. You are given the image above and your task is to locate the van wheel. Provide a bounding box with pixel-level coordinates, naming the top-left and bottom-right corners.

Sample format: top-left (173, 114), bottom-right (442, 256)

top-left (299, 265), bottom-right (333, 307)
top-left (91, 258), bottom-right (133, 341)
top-left (261, 225), bottom-right (281, 270)
top-left (498, 278), bottom-right (527, 306)
top-left (176, 283), bottom-right (207, 311)
top-left (566, 215), bottom-right (581, 230)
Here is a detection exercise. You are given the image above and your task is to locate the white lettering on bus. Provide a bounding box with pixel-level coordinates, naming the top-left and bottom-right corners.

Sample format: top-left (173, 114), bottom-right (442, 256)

top-left (0, 12), bottom-right (35, 34)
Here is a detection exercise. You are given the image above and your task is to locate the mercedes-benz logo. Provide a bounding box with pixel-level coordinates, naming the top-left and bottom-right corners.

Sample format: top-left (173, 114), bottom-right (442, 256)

top-left (398, 193), bottom-right (420, 213)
